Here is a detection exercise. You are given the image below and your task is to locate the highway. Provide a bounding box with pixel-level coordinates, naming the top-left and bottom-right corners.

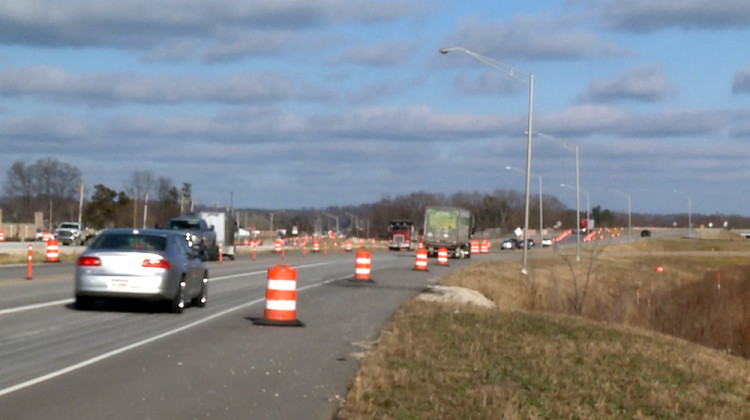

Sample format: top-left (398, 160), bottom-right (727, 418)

top-left (0, 227), bottom-right (682, 418)
top-left (0, 249), bottom-right (486, 419)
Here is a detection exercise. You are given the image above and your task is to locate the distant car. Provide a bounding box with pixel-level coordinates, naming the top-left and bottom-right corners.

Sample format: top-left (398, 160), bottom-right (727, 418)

top-left (524, 239), bottom-right (535, 248)
top-left (641, 229), bottom-right (651, 237)
top-left (500, 238), bottom-right (519, 250)
top-left (34, 229), bottom-right (52, 241)
top-left (542, 238), bottom-right (553, 247)
top-left (75, 228), bottom-right (209, 313)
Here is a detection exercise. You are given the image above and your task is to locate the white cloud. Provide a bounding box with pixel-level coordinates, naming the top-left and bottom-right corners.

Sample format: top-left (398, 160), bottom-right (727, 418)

top-left (580, 65), bottom-right (677, 103)
top-left (0, 67), bottom-right (296, 104)
top-left (577, 0), bottom-right (750, 32)
top-left (337, 41), bottom-right (419, 67)
top-left (444, 15), bottom-right (630, 61)
top-left (733, 65), bottom-right (750, 94)
top-left (454, 70), bottom-right (526, 96)
top-left (536, 105), bottom-right (736, 138)
top-left (0, 0), bottom-right (426, 61)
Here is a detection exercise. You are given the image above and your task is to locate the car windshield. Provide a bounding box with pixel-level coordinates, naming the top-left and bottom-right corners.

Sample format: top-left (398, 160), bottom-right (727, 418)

top-left (167, 220), bottom-right (200, 230)
top-left (90, 234), bottom-right (167, 251)
top-left (59, 223), bottom-right (78, 229)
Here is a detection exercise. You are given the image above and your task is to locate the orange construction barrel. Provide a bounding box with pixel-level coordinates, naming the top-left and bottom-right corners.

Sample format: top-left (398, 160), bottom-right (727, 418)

top-left (45, 239), bottom-right (59, 263)
top-left (352, 251), bottom-right (374, 283)
top-left (437, 247), bottom-right (449, 266)
top-left (253, 264), bottom-right (304, 327)
top-left (414, 249), bottom-right (428, 271)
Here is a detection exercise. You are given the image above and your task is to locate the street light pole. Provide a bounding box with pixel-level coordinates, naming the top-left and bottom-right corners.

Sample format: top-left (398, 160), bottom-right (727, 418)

top-left (535, 132), bottom-right (581, 262)
top-left (688, 196), bottom-right (693, 236)
top-left (506, 166), bottom-right (543, 245)
top-left (611, 188), bottom-right (632, 242)
top-left (584, 189), bottom-right (590, 222)
top-left (575, 146), bottom-right (581, 261)
top-left (538, 174), bottom-right (543, 245)
top-left (440, 46), bottom-right (534, 275)
top-left (561, 183), bottom-right (589, 260)
top-left (673, 190), bottom-right (692, 237)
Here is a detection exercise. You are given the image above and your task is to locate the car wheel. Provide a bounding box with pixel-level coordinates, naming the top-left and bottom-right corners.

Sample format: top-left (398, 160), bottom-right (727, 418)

top-left (192, 275), bottom-right (208, 308)
top-left (169, 279), bottom-right (186, 314)
top-left (75, 296), bottom-right (95, 310)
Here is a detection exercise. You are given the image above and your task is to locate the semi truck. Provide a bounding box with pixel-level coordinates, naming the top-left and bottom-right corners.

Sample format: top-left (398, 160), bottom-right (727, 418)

top-left (423, 206), bottom-right (473, 259)
top-left (197, 211), bottom-right (237, 261)
top-left (387, 220), bottom-right (415, 251)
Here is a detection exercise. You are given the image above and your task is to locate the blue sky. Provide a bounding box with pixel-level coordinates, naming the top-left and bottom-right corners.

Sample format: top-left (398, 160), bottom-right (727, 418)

top-left (1, 0), bottom-right (749, 216)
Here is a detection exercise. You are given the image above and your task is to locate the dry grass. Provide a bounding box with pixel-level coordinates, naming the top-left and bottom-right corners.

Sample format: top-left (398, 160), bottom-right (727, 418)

top-left (0, 248), bottom-right (81, 264)
top-left (337, 235), bottom-right (750, 419)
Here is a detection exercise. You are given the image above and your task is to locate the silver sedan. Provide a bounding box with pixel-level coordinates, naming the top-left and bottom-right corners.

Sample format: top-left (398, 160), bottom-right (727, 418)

top-left (75, 228), bottom-right (208, 313)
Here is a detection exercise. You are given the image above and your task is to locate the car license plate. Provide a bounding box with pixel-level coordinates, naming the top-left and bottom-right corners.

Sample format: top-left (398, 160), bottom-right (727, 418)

top-left (109, 279), bottom-right (129, 289)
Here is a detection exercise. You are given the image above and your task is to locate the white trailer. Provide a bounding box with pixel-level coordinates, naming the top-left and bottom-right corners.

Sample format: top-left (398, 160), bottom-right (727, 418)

top-left (197, 211), bottom-right (237, 260)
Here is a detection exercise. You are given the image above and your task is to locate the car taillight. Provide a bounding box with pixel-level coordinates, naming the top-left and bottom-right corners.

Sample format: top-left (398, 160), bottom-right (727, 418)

top-left (142, 258), bottom-right (170, 269)
top-left (77, 256), bottom-right (101, 266)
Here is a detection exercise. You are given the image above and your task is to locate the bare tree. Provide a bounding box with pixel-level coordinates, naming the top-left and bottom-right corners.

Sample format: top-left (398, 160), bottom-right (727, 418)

top-left (180, 182), bottom-right (192, 214)
top-left (155, 176), bottom-right (179, 226)
top-left (124, 170), bottom-right (154, 227)
top-left (29, 157), bottom-right (82, 229)
top-left (559, 239), bottom-right (609, 316)
top-left (3, 161), bottom-right (35, 218)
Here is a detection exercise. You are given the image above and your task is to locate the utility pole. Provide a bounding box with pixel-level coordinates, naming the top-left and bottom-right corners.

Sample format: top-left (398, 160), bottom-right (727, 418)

top-left (78, 181), bottom-right (84, 225)
top-left (142, 192), bottom-right (149, 228)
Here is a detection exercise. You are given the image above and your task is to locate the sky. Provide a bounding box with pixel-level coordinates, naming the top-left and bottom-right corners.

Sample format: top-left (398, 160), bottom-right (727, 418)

top-left (0, 0), bottom-right (749, 216)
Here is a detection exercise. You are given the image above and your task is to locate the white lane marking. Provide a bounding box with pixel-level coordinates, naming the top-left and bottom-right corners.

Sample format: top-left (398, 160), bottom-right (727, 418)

top-left (0, 261), bottom-right (339, 315)
top-left (0, 275), bottom-right (344, 398)
top-left (0, 299), bottom-right (75, 316)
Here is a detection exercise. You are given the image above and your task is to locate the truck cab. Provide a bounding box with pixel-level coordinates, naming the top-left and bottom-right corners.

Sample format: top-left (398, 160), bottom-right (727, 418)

top-left (387, 220), bottom-right (414, 251)
top-left (54, 222), bottom-right (88, 246)
top-left (165, 216), bottom-right (219, 261)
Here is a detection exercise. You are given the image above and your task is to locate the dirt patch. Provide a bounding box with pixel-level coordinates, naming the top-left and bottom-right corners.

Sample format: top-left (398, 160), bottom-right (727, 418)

top-left (417, 285), bottom-right (495, 308)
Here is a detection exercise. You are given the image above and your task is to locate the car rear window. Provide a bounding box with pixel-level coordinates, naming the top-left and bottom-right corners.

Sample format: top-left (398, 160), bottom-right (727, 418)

top-left (90, 234), bottom-right (167, 251)
top-left (167, 220), bottom-right (200, 230)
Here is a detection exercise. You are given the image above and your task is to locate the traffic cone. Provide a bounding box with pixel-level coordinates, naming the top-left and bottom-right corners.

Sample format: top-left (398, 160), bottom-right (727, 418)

top-left (45, 239), bottom-right (59, 263)
top-left (437, 247), bottom-right (449, 266)
top-left (253, 264), bottom-right (304, 326)
top-left (351, 250), bottom-right (374, 283)
top-left (414, 249), bottom-right (428, 271)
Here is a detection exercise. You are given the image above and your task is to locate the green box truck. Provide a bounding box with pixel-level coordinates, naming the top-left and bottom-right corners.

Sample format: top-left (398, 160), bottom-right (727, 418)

top-left (423, 206), bottom-right (473, 258)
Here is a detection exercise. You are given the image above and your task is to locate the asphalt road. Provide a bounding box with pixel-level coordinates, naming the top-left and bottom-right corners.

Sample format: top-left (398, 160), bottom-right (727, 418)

top-left (0, 249), bottom-right (486, 419)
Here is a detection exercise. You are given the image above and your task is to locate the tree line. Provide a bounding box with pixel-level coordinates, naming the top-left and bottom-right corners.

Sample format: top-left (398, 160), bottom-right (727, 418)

top-left (2, 157), bottom-right (191, 230)
top-left (4, 157), bottom-right (748, 237)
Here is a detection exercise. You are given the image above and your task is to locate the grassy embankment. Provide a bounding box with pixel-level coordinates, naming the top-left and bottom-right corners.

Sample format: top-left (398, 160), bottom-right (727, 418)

top-left (337, 231), bottom-right (750, 419)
